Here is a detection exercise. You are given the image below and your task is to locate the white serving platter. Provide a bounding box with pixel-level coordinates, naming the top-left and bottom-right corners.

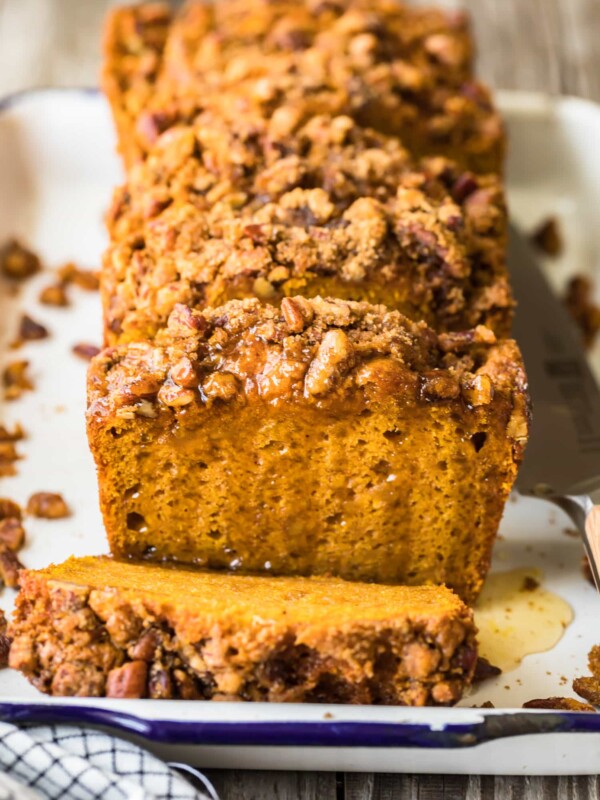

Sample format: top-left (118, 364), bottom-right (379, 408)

top-left (1, 88), bottom-right (600, 775)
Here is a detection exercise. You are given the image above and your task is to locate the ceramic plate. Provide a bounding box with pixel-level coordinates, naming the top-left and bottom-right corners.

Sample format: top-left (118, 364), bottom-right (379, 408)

top-left (1, 89), bottom-right (600, 775)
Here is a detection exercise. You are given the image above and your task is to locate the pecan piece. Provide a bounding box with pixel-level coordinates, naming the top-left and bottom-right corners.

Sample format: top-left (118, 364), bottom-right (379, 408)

top-left (72, 343), bottom-right (101, 361)
top-left (0, 423), bottom-right (24, 442)
top-left (0, 443), bottom-right (20, 477)
top-left (149, 665), bottom-right (174, 699)
top-left (39, 283), bottom-right (69, 307)
top-left (3, 360), bottom-right (33, 400)
top-left (129, 629), bottom-right (159, 662)
top-left (524, 696), bottom-right (595, 712)
top-left (157, 382), bottom-right (195, 408)
top-left (304, 330), bottom-right (354, 396)
top-left (564, 275), bottom-right (600, 350)
top-left (0, 518), bottom-right (25, 551)
top-left (169, 357), bottom-right (198, 389)
top-left (106, 660), bottom-right (148, 698)
top-left (0, 545), bottom-right (24, 587)
top-left (0, 498), bottom-right (21, 520)
top-left (573, 676), bottom-right (600, 706)
top-left (58, 262), bottom-right (100, 290)
top-left (0, 239), bottom-right (41, 279)
top-left (281, 297), bottom-right (306, 333)
top-left (27, 492), bottom-right (70, 519)
top-left (201, 372), bottom-right (240, 403)
top-left (18, 314), bottom-right (49, 342)
top-left (531, 217), bottom-right (563, 257)
top-left (420, 371), bottom-right (460, 401)
top-left (0, 610), bottom-right (9, 668)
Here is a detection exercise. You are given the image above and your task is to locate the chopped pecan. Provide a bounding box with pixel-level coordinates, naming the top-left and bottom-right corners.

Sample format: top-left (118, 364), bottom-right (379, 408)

top-left (27, 492), bottom-right (70, 519)
top-left (0, 498), bottom-right (21, 520)
top-left (0, 518), bottom-right (25, 551)
top-left (0, 442), bottom-right (20, 477)
top-left (420, 371), bottom-right (460, 401)
top-left (39, 283), bottom-right (69, 307)
top-left (3, 360), bottom-right (33, 400)
top-left (157, 382), bottom-right (195, 407)
top-left (72, 343), bottom-right (101, 361)
top-left (564, 275), bottom-right (600, 350)
top-left (304, 330), bottom-right (354, 396)
top-left (281, 297), bottom-right (306, 333)
top-left (0, 545), bottom-right (24, 587)
top-left (524, 696), bottom-right (595, 712)
top-left (167, 304), bottom-right (207, 336)
top-left (148, 665), bottom-right (174, 699)
top-left (201, 372), bottom-right (240, 403)
top-left (439, 326), bottom-right (496, 353)
top-left (0, 239), bottom-right (41, 279)
top-left (573, 676), bottom-right (600, 706)
top-left (169, 357), bottom-right (198, 388)
top-left (473, 657), bottom-right (502, 683)
top-left (0, 423), bottom-right (24, 442)
top-left (129, 629), bottom-right (159, 662)
top-left (106, 660), bottom-right (148, 698)
top-left (58, 262), bottom-right (100, 290)
top-left (531, 217), bottom-right (563, 257)
top-left (461, 374), bottom-right (494, 407)
top-left (17, 314), bottom-right (49, 342)
top-left (173, 668), bottom-right (204, 700)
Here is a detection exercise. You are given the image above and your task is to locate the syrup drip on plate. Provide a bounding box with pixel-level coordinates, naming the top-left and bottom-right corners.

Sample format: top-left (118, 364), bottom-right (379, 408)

top-left (474, 568), bottom-right (573, 672)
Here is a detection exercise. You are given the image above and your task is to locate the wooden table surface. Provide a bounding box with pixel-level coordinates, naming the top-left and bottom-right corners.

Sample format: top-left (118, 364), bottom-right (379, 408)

top-left (1, 1), bottom-right (599, 798)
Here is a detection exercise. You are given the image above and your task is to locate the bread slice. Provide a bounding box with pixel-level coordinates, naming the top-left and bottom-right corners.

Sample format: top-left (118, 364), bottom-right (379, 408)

top-left (87, 296), bottom-right (529, 603)
top-left (103, 111), bottom-right (510, 345)
top-left (101, 0), bottom-right (504, 173)
top-left (9, 555), bottom-right (477, 704)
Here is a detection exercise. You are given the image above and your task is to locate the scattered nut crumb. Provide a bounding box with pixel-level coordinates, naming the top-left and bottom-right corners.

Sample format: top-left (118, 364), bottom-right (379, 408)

top-left (573, 676), bottom-right (600, 706)
top-left (523, 696), bottom-right (595, 712)
top-left (0, 518), bottom-right (25, 551)
top-left (17, 314), bottom-right (49, 342)
top-left (58, 262), bottom-right (100, 291)
top-left (564, 275), bottom-right (600, 349)
top-left (72, 343), bottom-right (101, 361)
top-left (471, 701), bottom-right (495, 709)
top-left (39, 283), bottom-right (69, 307)
top-left (3, 360), bottom-right (33, 400)
top-left (0, 239), bottom-right (41, 280)
top-left (26, 491), bottom-right (70, 519)
top-left (473, 657), bottom-right (502, 683)
top-left (0, 499), bottom-right (21, 521)
top-left (0, 442), bottom-right (21, 477)
top-left (531, 217), bottom-right (563, 257)
top-left (0, 423), bottom-right (24, 442)
top-left (0, 545), bottom-right (23, 588)
top-left (521, 575), bottom-right (540, 592)
top-left (562, 528), bottom-right (579, 538)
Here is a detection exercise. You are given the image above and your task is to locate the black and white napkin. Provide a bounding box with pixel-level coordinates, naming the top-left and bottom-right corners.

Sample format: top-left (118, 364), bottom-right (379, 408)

top-left (0, 722), bottom-right (219, 800)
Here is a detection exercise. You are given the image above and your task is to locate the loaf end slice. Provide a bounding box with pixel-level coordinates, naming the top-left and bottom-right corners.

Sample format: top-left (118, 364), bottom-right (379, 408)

top-left (9, 556), bottom-right (477, 705)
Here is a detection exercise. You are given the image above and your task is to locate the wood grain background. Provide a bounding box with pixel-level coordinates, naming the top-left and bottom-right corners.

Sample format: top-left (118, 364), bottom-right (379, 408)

top-left (1, 1), bottom-right (599, 797)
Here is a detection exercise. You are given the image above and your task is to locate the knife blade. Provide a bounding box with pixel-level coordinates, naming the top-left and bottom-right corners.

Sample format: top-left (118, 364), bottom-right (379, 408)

top-left (510, 224), bottom-right (600, 588)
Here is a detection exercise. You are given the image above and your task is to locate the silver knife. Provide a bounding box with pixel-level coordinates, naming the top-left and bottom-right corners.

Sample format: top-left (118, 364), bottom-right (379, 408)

top-left (510, 224), bottom-right (600, 589)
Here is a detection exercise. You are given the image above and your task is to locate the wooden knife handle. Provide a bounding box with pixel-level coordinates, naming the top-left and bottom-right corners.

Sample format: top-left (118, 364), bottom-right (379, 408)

top-left (585, 506), bottom-right (600, 590)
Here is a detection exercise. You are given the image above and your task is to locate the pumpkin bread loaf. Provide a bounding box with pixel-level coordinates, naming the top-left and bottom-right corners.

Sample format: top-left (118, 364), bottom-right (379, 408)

top-left (87, 297), bottom-right (528, 603)
top-left (9, 556), bottom-right (477, 705)
top-left (103, 112), bottom-right (510, 345)
top-left (102, 0), bottom-right (504, 173)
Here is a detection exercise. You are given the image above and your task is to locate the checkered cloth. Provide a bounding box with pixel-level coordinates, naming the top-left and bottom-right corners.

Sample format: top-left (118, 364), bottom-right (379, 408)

top-left (0, 723), bottom-right (219, 800)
